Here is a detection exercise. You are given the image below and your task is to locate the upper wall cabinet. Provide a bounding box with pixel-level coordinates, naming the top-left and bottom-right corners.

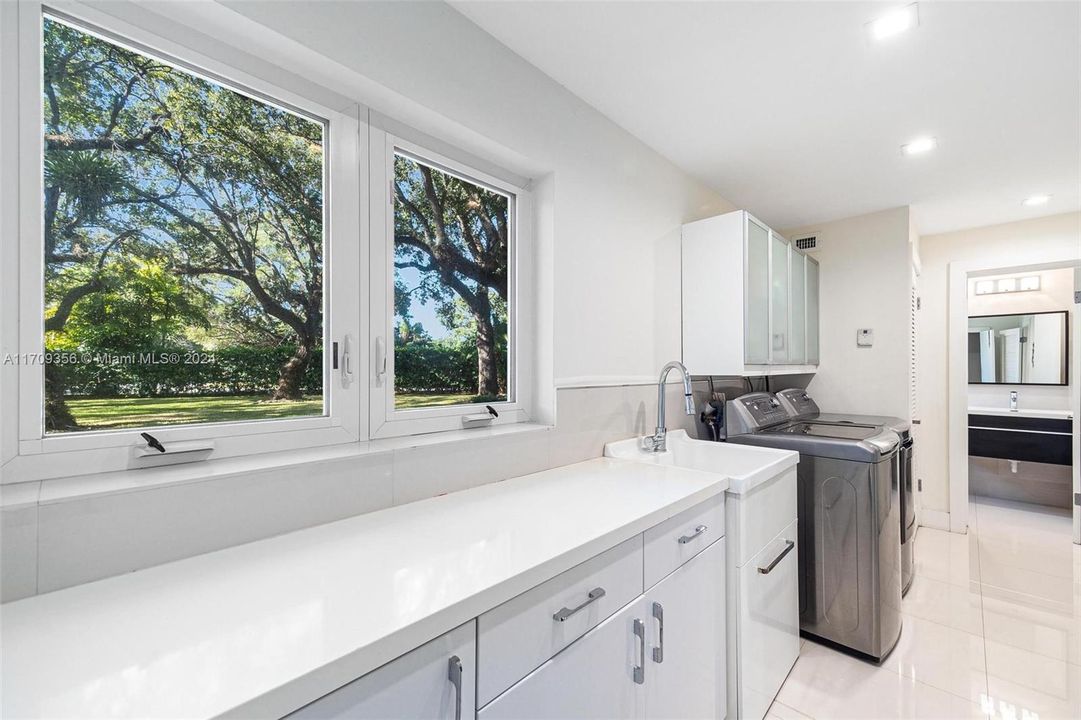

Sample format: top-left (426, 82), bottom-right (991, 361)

top-left (681, 210), bottom-right (820, 376)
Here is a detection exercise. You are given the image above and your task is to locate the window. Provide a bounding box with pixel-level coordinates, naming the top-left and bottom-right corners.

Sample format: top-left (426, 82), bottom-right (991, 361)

top-left (7, 4), bottom-right (362, 481)
top-left (369, 131), bottom-right (532, 438)
top-left (40, 15), bottom-right (327, 434)
top-left (3, 4), bottom-right (535, 482)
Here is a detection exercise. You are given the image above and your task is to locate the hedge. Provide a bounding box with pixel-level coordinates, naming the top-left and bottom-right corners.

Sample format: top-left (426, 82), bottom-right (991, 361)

top-left (47, 341), bottom-right (501, 398)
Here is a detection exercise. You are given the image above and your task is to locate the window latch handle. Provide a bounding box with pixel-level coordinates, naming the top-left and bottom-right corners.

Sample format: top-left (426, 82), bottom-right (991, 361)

top-left (374, 336), bottom-right (387, 386)
top-left (339, 335), bottom-right (354, 387)
top-left (140, 432), bottom-right (166, 453)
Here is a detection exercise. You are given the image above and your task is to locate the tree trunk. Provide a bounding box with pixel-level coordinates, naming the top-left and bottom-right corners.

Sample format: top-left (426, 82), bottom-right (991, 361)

top-left (473, 288), bottom-right (500, 398)
top-left (272, 342), bottom-right (311, 400)
top-left (44, 363), bottom-right (78, 432)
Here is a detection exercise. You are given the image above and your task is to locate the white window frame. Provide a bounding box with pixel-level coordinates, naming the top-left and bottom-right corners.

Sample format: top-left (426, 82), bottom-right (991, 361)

top-left (368, 119), bottom-right (534, 438)
top-left (4, 1), bottom-right (366, 482)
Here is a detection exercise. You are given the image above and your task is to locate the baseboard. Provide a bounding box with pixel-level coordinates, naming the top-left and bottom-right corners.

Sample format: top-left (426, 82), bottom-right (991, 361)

top-left (918, 508), bottom-right (951, 531)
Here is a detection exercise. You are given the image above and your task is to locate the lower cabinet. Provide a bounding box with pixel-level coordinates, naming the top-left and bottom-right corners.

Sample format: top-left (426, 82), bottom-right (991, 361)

top-left (286, 621), bottom-right (475, 720)
top-left (480, 537), bottom-right (726, 720)
top-left (644, 538), bottom-right (727, 720)
top-left (732, 520), bottom-right (800, 720)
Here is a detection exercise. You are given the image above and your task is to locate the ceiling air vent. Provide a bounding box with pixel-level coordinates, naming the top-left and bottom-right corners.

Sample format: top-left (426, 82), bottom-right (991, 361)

top-left (794, 236), bottom-right (817, 251)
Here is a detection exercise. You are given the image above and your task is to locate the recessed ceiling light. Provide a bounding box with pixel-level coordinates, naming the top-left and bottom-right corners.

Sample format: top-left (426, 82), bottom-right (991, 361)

top-left (1022, 194), bottom-right (1050, 207)
top-left (868, 3), bottom-right (920, 41)
top-left (901, 136), bottom-right (936, 155)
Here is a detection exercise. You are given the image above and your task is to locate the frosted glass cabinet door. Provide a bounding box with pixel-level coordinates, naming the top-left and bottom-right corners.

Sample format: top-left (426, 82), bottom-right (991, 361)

top-left (806, 257), bottom-right (820, 364)
top-left (745, 217), bottom-right (771, 364)
top-left (770, 233), bottom-right (790, 364)
top-left (788, 248), bottom-right (807, 364)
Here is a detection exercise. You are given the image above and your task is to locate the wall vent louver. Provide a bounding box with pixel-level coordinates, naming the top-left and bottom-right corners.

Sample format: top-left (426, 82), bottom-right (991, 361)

top-left (794, 236), bottom-right (817, 251)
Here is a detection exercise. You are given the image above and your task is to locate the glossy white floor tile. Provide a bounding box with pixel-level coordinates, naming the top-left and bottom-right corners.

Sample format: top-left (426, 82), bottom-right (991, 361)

top-left (776, 496), bottom-right (1080, 720)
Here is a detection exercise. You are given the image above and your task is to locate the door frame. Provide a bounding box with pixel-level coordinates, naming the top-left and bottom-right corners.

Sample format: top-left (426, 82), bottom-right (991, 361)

top-left (946, 256), bottom-right (1081, 541)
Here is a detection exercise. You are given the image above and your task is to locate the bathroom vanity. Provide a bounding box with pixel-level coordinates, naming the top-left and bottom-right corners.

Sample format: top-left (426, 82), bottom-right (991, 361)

top-left (968, 407), bottom-right (1073, 508)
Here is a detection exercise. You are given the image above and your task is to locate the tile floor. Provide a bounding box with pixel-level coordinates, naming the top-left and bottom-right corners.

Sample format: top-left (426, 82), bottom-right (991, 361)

top-left (769, 496), bottom-right (1081, 720)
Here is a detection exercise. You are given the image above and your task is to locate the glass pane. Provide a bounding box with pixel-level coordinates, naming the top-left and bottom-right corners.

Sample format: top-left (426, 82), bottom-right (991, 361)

top-left (770, 234), bottom-right (789, 363)
top-left (392, 152), bottom-right (511, 409)
top-left (745, 219), bottom-right (770, 364)
top-left (789, 249), bottom-right (806, 364)
top-left (807, 259), bottom-right (820, 364)
top-left (41, 17), bottom-right (326, 433)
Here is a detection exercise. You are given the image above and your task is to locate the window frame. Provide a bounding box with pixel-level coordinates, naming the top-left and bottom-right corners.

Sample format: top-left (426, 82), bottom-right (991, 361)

top-left (368, 122), bottom-right (534, 438)
top-left (7, 1), bottom-right (366, 482)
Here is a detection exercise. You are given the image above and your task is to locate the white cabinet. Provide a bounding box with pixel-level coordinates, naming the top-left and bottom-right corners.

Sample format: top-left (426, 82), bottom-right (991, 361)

top-left (644, 538), bottom-right (727, 720)
top-left (287, 621), bottom-right (475, 720)
top-left (682, 210), bottom-right (819, 375)
top-left (725, 470), bottom-right (800, 720)
top-left (479, 598), bottom-right (647, 720)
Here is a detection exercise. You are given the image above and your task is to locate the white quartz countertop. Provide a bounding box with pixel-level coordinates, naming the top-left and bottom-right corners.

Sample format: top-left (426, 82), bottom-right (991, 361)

top-left (0, 458), bottom-right (728, 720)
top-left (968, 406), bottom-right (1073, 420)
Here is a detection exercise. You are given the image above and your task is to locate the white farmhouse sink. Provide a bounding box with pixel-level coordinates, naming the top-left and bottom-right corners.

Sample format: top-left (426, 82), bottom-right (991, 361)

top-left (605, 429), bottom-right (798, 495)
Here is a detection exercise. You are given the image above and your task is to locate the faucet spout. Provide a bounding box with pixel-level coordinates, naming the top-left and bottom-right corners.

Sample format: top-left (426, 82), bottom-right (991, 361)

top-left (642, 360), bottom-right (694, 453)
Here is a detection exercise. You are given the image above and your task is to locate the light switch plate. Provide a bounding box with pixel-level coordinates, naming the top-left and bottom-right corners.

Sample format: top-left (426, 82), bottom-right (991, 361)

top-left (857, 328), bottom-right (874, 347)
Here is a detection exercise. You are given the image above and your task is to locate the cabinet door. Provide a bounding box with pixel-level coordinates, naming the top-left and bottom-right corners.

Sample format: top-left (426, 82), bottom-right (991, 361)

top-left (479, 599), bottom-right (647, 720)
top-left (806, 257), bottom-right (820, 364)
top-left (788, 248), bottom-right (807, 364)
top-left (736, 521), bottom-right (800, 720)
top-left (287, 621), bottom-right (475, 720)
top-left (770, 232), bottom-right (790, 364)
top-left (644, 538), bottom-right (726, 720)
top-left (745, 217), bottom-right (771, 365)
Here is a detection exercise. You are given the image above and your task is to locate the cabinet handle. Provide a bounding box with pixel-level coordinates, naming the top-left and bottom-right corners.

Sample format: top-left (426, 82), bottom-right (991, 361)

top-left (651, 602), bottom-right (664, 664)
top-left (633, 618), bottom-right (646, 684)
top-left (447, 655), bottom-right (462, 720)
top-left (552, 587), bottom-right (606, 622)
top-left (677, 524), bottom-right (708, 545)
top-left (758, 539), bottom-right (795, 574)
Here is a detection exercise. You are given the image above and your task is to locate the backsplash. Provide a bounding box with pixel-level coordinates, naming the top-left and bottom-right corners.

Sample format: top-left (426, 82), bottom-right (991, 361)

top-left (1, 381), bottom-right (710, 602)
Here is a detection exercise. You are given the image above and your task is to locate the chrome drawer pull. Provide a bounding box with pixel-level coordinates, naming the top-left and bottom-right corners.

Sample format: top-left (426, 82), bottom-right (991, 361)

top-left (447, 655), bottom-right (463, 720)
top-left (552, 587), bottom-right (606, 622)
top-left (651, 602), bottom-right (664, 664)
top-left (758, 539), bottom-right (795, 574)
top-left (677, 524), bottom-right (708, 544)
top-left (633, 618), bottom-right (646, 684)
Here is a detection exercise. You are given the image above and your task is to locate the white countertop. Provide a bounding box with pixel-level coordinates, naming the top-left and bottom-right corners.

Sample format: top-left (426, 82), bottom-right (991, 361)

top-left (968, 406), bottom-right (1073, 420)
top-left (0, 458), bottom-right (728, 719)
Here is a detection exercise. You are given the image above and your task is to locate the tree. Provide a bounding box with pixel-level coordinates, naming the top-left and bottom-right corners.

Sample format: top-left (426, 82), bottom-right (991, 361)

top-left (41, 17), bottom-right (325, 433)
top-left (393, 155), bottom-right (509, 397)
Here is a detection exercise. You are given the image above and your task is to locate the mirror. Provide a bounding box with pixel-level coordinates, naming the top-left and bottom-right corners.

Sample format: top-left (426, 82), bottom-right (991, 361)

top-left (968, 311), bottom-right (1068, 385)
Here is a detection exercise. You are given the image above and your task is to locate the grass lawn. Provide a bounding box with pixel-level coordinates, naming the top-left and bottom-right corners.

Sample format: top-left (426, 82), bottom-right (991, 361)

top-left (65, 392), bottom-right (476, 430)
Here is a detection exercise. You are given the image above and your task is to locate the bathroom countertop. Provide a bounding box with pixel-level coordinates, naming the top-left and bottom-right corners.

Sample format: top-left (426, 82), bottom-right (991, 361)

top-left (968, 406), bottom-right (1073, 420)
top-left (1, 458), bottom-right (727, 719)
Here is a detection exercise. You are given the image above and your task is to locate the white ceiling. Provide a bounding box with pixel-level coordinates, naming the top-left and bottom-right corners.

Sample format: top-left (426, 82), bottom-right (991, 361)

top-left (451, 1), bottom-right (1081, 234)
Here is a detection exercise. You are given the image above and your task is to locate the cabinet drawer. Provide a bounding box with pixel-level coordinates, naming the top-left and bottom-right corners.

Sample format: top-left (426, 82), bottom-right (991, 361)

top-left (726, 467), bottom-right (796, 567)
top-left (477, 536), bottom-right (643, 707)
top-left (643, 494), bottom-right (725, 589)
top-left (286, 621), bottom-right (475, 720)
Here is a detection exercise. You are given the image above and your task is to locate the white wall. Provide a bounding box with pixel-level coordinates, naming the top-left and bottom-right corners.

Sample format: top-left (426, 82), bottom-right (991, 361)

top-left (0, 0), bottom-right (736, 600)
top-left (918, 212), bottom-right (1081, 514)
top-left (784, 207), bottom-right (913, 419)
top-left (214, 0), bottom-right (733, 384)
top-left (967, 267), bottom-right (1073, 410)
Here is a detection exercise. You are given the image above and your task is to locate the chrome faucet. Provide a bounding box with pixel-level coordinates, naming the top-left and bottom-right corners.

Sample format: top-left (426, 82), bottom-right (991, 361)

top-left (641, 360), bottom-right (695, 453)
top-left (1009, 390), bottom-right (1018, 412)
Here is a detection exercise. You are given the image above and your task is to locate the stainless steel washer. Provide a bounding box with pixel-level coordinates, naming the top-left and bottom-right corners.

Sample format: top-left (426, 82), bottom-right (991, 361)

top-left (725, 392), bottom-right (903, 662)
top-left (776, 388), bottom-right (916, 596)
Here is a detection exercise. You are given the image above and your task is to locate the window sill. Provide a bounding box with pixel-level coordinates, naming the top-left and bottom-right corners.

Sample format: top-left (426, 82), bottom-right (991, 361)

top-left (1, 423), bottom-right (553, 510)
